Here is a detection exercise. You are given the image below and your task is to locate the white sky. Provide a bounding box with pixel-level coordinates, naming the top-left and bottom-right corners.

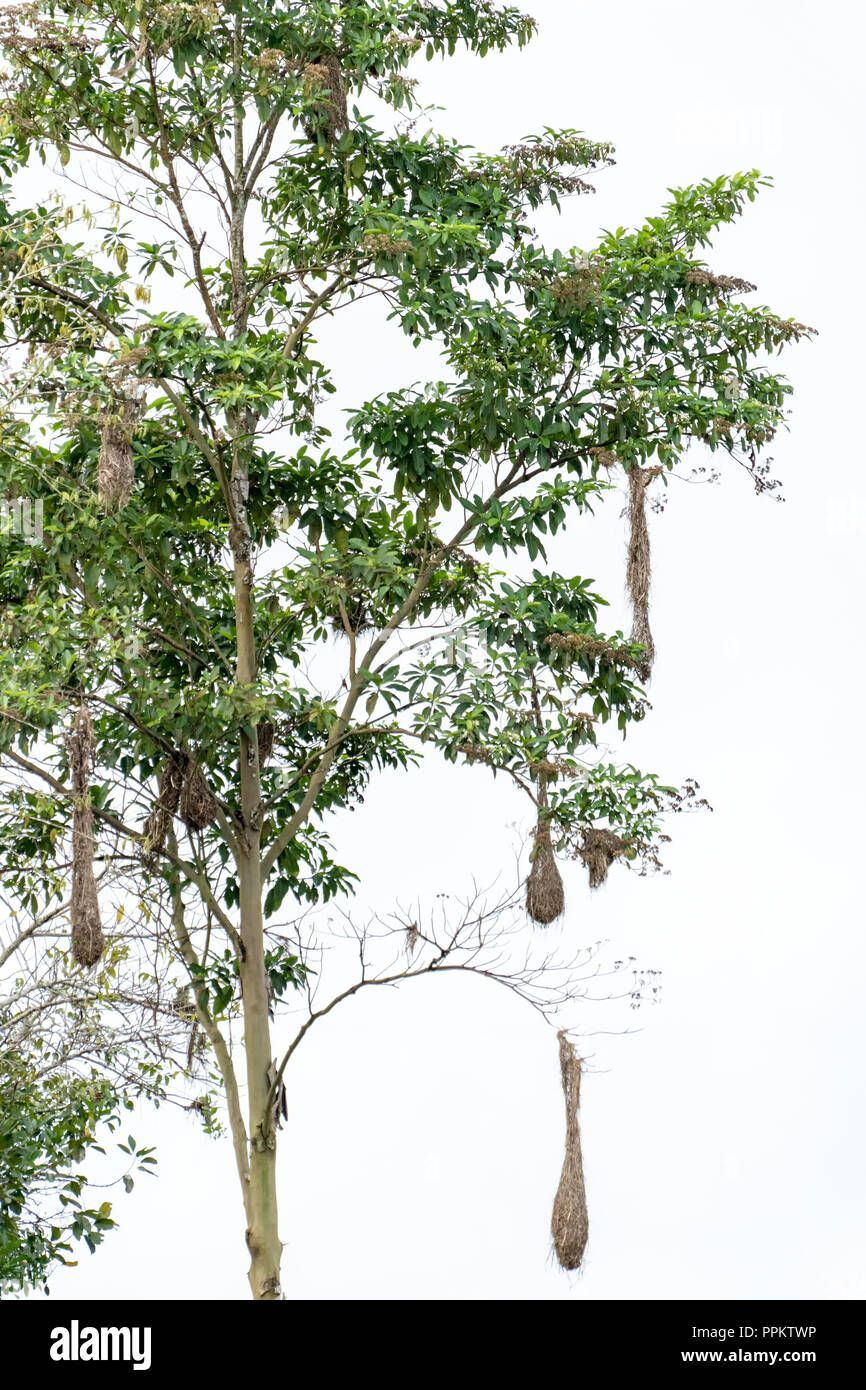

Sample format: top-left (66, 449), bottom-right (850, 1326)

top-left (20, 0), bottom-right (866, 1300)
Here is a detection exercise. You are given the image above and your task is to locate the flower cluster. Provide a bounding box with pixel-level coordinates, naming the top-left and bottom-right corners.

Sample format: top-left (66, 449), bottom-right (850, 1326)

top-left (362, 232), bottom-right (412, 258)
top-left (685, 267), bottom-right (757, 294)
top-left (550, 261), bottom-right (603, 310)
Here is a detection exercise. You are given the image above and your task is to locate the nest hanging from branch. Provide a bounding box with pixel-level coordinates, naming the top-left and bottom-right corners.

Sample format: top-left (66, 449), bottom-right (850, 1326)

top-left (98, 394), bottom-right (143, 512)
top-left (551, 1030), bottom-right (589, 1271)
top-left (180, 761), bottom-right (218, 830)
top-left (67, 705), bottom-right (105, 968)
top-left (526, 825), bottom-right (565, 925)
top-left (257, 721), bottom-right (274, 764)
top-left (330, 596), bottom-right (372, 638)
top-left (577, 827), bottom-right (629, 889)
top-left (302, 55), bottom-right (348, 142)
top-left (141, 754), bottom-right (186, 865)
top-left (625, 465), bottom-right (662, 681)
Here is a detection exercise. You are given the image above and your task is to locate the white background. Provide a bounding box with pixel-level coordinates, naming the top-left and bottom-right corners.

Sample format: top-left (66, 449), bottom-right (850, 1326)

top-left (22, 0), bottom-right (866, 1300)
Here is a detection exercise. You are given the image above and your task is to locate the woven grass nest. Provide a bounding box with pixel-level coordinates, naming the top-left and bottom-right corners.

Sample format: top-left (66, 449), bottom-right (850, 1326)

top-left (179, 762), bottom-right (218, 831)
top-left (141, 753), bottom-right (217, 860)
top-left (141, 754), bottom-right (185, 863)
top-left (67, 705), bottom-right (105, 968)
top-left (526, 825), bottom-right (565, 926)
top-left (331, 597), bottom-right (372, 637)
top-left (302, 55), bottom-right (348, 142)
top-left (551, 1030), bottom-right (589, 1271)
top-left (98, 394), bottom-right (142, 512)
top-left (577, 827), bottom-right (630, 889)
top-left (626, 464), bottom-right (663, 681)
top-left (257, 721), bottom-right (274, 764)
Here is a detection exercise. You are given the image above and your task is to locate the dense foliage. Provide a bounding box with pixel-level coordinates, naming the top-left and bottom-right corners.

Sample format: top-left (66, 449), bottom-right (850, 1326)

top-left (0, 1), bottom-right (809, 1296)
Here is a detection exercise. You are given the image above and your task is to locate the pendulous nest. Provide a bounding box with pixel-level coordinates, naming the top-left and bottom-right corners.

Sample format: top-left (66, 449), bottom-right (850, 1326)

top-left (141, 754), bottom-right (185, 864)
top-left (179, 762), bottom-right (218, 831)
top-left (625, 465), bottom-right (662, 681)
top-left (551, 1030), bottom-right (589, 1271)
top-left (302, 55), bottom-right (348, 142)
top-left (141, 754), bottom-right (218, 855)
top-left (526, 826), bottom-right (565, 926)
top-left (577, 827), bottom-right (630, 889)
top-left (67, 705), bottom-right (104, 967)
top-left (98, 394), bottom-right (142, 512)
top-left (257, 721), bottom-right (274, 764)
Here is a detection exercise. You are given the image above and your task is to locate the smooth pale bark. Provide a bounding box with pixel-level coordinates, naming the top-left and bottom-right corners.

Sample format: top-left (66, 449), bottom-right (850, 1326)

top-left (227, 16), bottom-right (282, 1289)
top-left (230, 427), bottom-right (281, 1299)
top-left (237, 844), bottom-right (281, 1299)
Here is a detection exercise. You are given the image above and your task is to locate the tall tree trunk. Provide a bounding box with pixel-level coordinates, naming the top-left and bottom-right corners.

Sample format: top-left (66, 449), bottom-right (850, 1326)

top-left (231, 437), bottom-right (282, 1298)
top-left (228, 10), bottom-right (282, 1296)
top-left (238, 847), bottom-right (281, 1298)
top-left (232, 496), bottom-right (282, 1298)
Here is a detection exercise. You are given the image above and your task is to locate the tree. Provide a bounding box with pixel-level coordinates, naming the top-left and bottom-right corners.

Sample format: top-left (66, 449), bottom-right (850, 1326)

top-left (0, 885), bottom-right (179, 1294)
top-left (0, 1), bottom-right (809, 1299)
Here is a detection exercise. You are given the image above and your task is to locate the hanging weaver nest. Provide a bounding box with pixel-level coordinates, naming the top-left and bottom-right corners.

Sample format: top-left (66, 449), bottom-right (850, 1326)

top-left (528, 758), bottom-right (562, 781)
top-left (526, 825), bottom-right (565, 926)
top-left (186, 1018), bottom-right (200, 1071)
top-left (66, 705), bottom-right (105, 968)
top-left (625, 465), bottom-right (663, 681)
top-left (302, 55), bottom-right (348, 142)
top-left (331, 597), bottom-right (372, 637)
top-left (180, 762), bottom-right (218, 830)
top-left (577, 827), bottom-right (630, 889)
top-left (141, 754), bottom-right (186, 865)
top-left (257, 721), bottom-right (274, 764)
top-left (589, 445), bottom-right (620, 469)
top-left (551, 1030), bottom-right (589, 1272)
top-left (98, 394), bottom-right (143, 512)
